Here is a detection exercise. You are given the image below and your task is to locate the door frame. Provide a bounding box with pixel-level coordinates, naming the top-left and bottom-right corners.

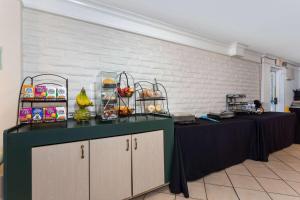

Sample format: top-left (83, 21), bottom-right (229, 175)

top-left (270, 66), bottom-right (285, 112)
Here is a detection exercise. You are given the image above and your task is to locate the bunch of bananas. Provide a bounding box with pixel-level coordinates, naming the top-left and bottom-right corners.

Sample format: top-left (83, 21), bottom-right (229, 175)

top-left (76, 87), bottom-right (93, 108)
top-left (74, 108), bottom-right (91, 122)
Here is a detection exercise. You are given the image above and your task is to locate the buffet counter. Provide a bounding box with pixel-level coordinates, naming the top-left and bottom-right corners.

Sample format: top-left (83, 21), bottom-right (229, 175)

top-left (170, 112), bottom-right (297, 197)
top-left (238, 112), bottom-right (296, 160)
top-left (4, 115), bottom-right (174, 200)
top-left (290, 107), bottom-right (300, 143)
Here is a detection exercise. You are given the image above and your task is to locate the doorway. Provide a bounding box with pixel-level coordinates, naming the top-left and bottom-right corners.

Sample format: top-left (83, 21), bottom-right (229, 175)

top-left (270, 67), bottom-right (285, 112)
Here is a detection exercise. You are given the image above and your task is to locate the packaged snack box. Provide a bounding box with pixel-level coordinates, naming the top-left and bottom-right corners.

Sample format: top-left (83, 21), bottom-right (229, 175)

top-left (32, 108), bottom-right (43, 123)
top-left (57, 87), bottom-right (67, 99)
top-left (35, 85), bottom-right (47, 99)
top-left (44, 107), bottom-right (56, 122)
top-left (19, 108), bottom-right (32, 123)
top-left (56, 107), bottom-right (66, 121)
top-left (46, 86), bottom-right (57, 99)
top-left (22, 85), bottom-right (34, 99)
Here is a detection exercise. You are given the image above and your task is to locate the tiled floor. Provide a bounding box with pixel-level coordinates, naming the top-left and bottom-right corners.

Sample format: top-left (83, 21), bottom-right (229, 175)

top-left (133, 144), bottom-right (300, 200)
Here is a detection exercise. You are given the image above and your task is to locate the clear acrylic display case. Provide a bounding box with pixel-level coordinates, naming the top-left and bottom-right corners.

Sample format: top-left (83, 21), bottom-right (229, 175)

top-left (96, 71), bottom-right (118, 120)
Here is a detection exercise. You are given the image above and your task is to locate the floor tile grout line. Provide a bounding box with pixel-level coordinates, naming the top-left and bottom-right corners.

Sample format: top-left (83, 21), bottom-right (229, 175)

top-left (175, 194), bottom-right (202, 200)
top-left (151, 147), bottom-right (300, 200)
top-left (285, 181), bottom-right (300, 196)
top-left (233, 186), bottom-right (267, 192)
top-left (249, 150), bottom-right (300, 198)
top-left (276, 147), bottom-right (300, 161)
top-left (205, 182), bottom-right (235, 188)
top-left (224, 169), bottom-right (241, 200)
top-left (272, 151), bottom-right (300, 172)
top-left (225, 165), bottom-right (253, 177)
top-left (263, 160), bottom-right (300, 197)
top-left (268, 191), bottom-right (300, 199)
top-left (137, 148), bottom-right (300, 200)
top-left (282, 148), bottom-right (300, 161)
top-left (204, 182), bottom-right (234, 188)
top-left (203, 176), bottom-right (209, 200)
top-left (266, 161), bottom-right (300, 173)
top-left (205, 182), bottom-right (270, 192)
top-left (242, 162), bottom-right (274, 200)
top-left (244, 163), bottom-right (283, 181)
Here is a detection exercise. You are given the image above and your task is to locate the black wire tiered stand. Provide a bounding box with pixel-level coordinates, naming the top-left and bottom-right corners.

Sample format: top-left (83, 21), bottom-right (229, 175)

top-left (116, 71), bottom-right (136, 117)
top-left (16, 74), bottom-right (68, 126)
top-left (96, 71), bottom-right (170, 120)
top-left (134, 79), bottom-right (170, 117)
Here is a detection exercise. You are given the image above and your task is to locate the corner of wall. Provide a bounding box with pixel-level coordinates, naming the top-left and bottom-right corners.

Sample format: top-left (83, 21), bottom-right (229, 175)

top-left (0, 0), bottom-right (22, 148)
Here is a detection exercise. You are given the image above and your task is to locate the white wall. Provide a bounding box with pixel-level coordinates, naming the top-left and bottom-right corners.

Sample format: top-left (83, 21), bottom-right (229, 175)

top-left (22, 9), bottom-right (261, 115)
top-left (285, 67), bottom-right (300, 106)
top-left (261, 57), bottom-right (300, 111)
top-left (0, 0), bottom-right (21, 146)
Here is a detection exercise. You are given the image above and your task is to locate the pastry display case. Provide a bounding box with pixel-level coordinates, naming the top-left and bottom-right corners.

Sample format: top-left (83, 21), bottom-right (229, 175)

top-left (96, 71), bottom-right (118, 120)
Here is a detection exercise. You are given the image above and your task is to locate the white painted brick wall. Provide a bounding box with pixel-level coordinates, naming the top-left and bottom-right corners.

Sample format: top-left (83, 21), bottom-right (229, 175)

top-left (22, 8), bottom-right (260, 115)
top-left (285, 68), bottom-right (300, 106)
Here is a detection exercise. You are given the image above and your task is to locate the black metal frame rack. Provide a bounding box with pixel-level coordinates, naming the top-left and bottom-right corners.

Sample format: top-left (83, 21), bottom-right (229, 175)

top-left (116, 71), bottom-right (136, 117)
top-left (134, 79), bottom-right (170, 117)
top-left (16, 73), bottom-right (69, 125)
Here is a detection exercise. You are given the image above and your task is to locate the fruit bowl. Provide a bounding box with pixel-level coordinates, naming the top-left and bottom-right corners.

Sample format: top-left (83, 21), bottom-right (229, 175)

top-left (117, 87), bottom-right (134, 98)
top-left (116, 106), bottom-right (134, 117)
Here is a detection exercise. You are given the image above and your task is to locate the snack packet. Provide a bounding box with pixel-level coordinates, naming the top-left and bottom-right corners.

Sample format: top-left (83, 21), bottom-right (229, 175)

top-left (56, 87), bottom-right (67, 99)
top-left (35, 85), bottom-right (47, 99)
top-left (44, 107), bottom-right (56, 122)
top-left (56, 107), bottom-right (66, 121)
top-left (19, 108), bottom-right (32, 123)
top-left (46, 86), bottom-right (57, 99)
top-left (32, 108), bottom-right (43, 123)
top-left (22, 85), bottom-right (34, 99)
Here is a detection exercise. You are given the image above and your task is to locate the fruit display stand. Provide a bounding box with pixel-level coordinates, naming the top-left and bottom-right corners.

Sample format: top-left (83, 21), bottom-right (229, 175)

top-left (116, 71), bottom-right (135, 117)
top-left (16, 74), bottom-right (68, 125)
top-left (74, 88), bottom-right (94, 122)
top-left (134, 79), bottom-right (170, 116)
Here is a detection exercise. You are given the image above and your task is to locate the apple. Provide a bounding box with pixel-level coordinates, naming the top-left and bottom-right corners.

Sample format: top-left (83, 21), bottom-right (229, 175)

top-left (124, 87), bottom-right (129, 93)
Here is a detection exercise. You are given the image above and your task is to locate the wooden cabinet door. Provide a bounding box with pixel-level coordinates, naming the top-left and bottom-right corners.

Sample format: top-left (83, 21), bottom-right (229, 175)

top-left (132, 130), bottom-right (165, 196)
top-left (90, 135), bottom-right (132, 200)
top-left (32, 141), bottom-right (89, 200)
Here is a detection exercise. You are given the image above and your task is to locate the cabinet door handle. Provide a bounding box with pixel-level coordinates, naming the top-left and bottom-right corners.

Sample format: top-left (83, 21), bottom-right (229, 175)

top-left (134, 138), bottom-right (137, 150)
top-left (126, 139), bottom-right (130, 151)
top-left (81, 145), bottom-right (85, 159)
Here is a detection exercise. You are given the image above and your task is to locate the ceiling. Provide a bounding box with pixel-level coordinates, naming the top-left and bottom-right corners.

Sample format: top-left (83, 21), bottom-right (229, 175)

top-left (89, 0), bottom-right (300, 63)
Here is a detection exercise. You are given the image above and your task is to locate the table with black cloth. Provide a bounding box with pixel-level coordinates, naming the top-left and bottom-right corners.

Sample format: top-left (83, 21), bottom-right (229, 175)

top-left (289, 108), bottom-right (300, 143)
top-left (237, 112), bottom-right (296, 161)
top-left (170, 112), bottom-right (296, 198)
top-left (169, 118), bottom-right (257, 197)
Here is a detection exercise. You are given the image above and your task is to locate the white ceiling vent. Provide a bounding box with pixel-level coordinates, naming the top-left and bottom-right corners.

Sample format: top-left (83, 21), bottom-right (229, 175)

top-left (228, 42), bottom-right (247, 58)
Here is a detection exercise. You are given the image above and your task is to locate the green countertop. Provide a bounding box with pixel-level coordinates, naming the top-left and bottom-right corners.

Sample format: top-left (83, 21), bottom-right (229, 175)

top-left (8, 115), bottom-right (171, 134)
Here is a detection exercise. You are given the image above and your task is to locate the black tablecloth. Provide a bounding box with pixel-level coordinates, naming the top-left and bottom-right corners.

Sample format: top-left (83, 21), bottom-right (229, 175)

top-left (289, 108), bottom-right (300, 143)
top-left (170, 118), bottom-right (257, 197)
top-left (237, 112), bottom-right (296, 161)
top-left (170, 112), bottom-right (296, 197)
